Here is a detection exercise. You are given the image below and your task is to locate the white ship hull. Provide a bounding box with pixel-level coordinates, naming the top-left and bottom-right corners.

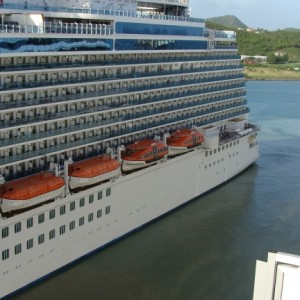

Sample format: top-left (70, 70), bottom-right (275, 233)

top-left (0, 136), bottom-right (259, 299)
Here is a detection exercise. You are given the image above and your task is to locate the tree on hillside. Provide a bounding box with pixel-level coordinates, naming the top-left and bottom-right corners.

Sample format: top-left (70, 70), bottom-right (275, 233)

top-left (267, 53), bottom-right (289, 64)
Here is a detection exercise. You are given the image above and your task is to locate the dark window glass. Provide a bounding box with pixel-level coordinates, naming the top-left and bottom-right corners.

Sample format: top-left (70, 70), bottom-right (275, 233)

top-left (115, 39), bottom-right (208, 51)
top-left (60, 225), bottom-right (66, 235)
top-left (49, 229), bottom-right (55, 240)
top-left (97, 209), bottom-right (102, 219)
top-left (0, 38), bottom-right (113, 54)
top-left (115, 22), bottom-right (203, 37)
top-left (38, 213), bottom-right (45, 224)
top-left (105, 206), bottom-right (111, 215)
top-left (60, 205), bottom-right (66, 215)
top-left (27, 238), bottom-right (33, 249)
top-left (2, 249), bottom-right (9, 260)
top-left (2, 227), bottom-right (9, 238)
top-left (80, 198), bottom-right (85, 207)
top-left (38, 234), bottom-right (45, 244)
top-left (15, 244), bottom-right (22, 255)
top-left (14, 222), bottom-right (22, 233)
top-left (88, 213), bottom-right (93, 222)
top-left (70, 201), bottom-right (75, 211)
top-left (49, 209), bottom-right (56, 219)
top-left (27, 218), bottom-right (33, 228)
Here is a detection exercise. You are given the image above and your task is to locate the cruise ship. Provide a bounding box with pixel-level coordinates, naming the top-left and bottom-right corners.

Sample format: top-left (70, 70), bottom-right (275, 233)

top-left (0, 0), bottom-right (259, 298)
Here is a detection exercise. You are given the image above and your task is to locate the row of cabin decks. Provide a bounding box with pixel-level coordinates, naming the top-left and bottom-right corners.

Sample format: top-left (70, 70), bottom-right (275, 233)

top-left (0, 76), bottom-right (246, 129)
top-left (0, 51), bottom-right (239, 74)
top-left (0, 83), bottom-right (246, 127)
top-left (0, 104), bottom-right (249, 179)
top-left (0, 80), bottom-right (246, 133)
top-left (0, 67), bottom-right (244, 108)
top-left (0, 83), bottom-right (245, 124)
top-left (0, 95), bottom-right (247, 147)
top-left (0, 59), bottom-right (243, 91)
top-left (0, 59), bottom-right (242, 81)
top-left (0, 100), bottom-right (248, 162)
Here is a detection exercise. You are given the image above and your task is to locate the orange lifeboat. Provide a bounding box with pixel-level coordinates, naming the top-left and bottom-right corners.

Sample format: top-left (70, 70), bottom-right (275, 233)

top-left (0, 172), bottom-right (65, 213)
top-left (167, 128), bottom-right (205, 156)
top-left (122, 140), bottom-right (169, 171)
top-left (68, 155), bottom-right (121, 189)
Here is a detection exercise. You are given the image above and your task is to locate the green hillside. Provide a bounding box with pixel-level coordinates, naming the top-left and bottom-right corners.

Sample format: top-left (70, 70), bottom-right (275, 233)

top-left (237, 30), bottom-right (300, 61)
top-left (207, 15), bottom-right (247, 29)
top-left (205, 20), bottom-right (300, 62)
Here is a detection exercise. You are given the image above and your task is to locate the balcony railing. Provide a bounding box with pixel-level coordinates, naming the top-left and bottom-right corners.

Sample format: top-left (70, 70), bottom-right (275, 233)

top-left (0, 55), bottom-right (241, 73)
top-left (1, 2), bottom-right (205, 24)
top-left (0, 22), bottom-right (114, 35)
top-left (0, 97), bottom-right (247, 147)
top-left (0, 65), bottom-right (243, 92)
top-left (0, 108), bottom-right (250, 169)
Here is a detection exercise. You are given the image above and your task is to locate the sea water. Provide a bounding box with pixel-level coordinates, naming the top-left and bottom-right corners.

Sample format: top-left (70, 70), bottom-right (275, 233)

top-left (12, 81), bottom-right (300, 300)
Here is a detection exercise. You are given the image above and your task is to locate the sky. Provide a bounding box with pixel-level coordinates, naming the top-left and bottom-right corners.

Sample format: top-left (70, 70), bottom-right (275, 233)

top-left (189, 0), bottom-right (299, 31)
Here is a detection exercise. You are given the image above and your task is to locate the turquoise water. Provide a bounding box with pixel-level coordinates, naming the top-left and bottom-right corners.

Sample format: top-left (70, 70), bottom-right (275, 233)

top-left (12, 81), bottom-right (300, 300)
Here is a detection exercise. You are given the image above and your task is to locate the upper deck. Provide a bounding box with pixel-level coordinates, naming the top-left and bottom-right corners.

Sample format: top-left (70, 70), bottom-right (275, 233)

top-left (0, 0), bottom-right (195, 21)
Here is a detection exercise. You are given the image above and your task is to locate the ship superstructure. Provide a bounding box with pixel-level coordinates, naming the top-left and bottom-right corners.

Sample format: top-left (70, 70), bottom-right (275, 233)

top-left (0, 0), bottom-right (259, 298)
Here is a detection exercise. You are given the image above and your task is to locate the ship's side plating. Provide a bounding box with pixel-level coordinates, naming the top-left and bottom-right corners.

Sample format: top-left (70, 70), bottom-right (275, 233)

top-left (0, 135), bottom-right (259, 298)
top-left (0, 0), bottom-right (259, 298)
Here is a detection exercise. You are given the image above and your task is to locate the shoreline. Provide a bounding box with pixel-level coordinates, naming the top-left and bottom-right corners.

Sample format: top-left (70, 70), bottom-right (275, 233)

top-left (244, 66), bottom-right (300, 81)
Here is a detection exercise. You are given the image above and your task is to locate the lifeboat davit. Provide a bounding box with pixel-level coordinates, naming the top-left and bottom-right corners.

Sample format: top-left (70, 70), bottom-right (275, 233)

top-left (167, 128), bottom-right (205, 156)
top-left (0, 172), bottom-right (65, 213)
top-left (122, 140), bottom-right (169, 171)
top-left (68, 155), bottom-right (121, 189)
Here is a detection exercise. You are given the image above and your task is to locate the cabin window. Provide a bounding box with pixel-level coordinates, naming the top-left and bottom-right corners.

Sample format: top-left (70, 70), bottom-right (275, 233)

top-left (60, 205), bottom-right (66, 215)
top-left (38, 213), bottom-right (45, 224)
top-left (222, 146), bottom-right (225, 150)
top-left (49, 229), bottom-right (55, 240)
top-left (80, 198), bottom-right (85, 207)
top-left (27, 238), bottom-right (33, 249)
top-left (70, 201), bottom-right (75, 211)
top-left (226, 144), bottom-right (229, 149)
top-left (97, 209), bottom-right (102, 219)
top-left (15, 244), bottom-right (22, 255)
top-left (79, 217), bottom-right (85, 226)
top-left (237, 140), bottom-right (239, 144)
top-left (218, 147), bottom-right (221, 152)
top-left (230, 143), bottom-right (232, 147)
top-left (60, 225), bottom-right (66, 235)
top-left (210, 151), bottom-right (212, 155)
top-left (69, 221), bottom-right (75, 231)
top-left (38, 234), bottom-right (45, 245)
top-left (2, 227), bottom-right (9, 238)
top-left (89, 194), bottom-right (94, 204)
top-left (105, 206), bottom-right (111, 215)
top-left (205, 151), bottom-right (208, 157)
top-left (214, 149), bottom-right (217, 154)
top-left (14, 222), bottom-right (22, 233)
top-left (88, 213), bottom-right (94, 222)
top-left (2, 249), bottom-right (9, 260)
top-left (27, 218), bottom-right (33, 228)
top-left (98, 191), bottom-right (103, 200)
top-left (233, 141), bottom-right (236, 145)
top-left (106, 188), bottom-right (111, 197)
top-left (49, 209), bottom-right (56, 220)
